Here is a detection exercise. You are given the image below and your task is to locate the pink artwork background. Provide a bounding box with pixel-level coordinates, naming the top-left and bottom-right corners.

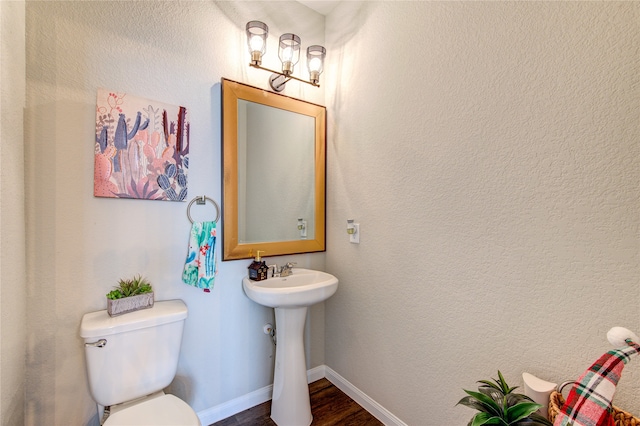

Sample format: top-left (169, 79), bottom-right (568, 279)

top-left (94, 89), bottom-right (189, 201)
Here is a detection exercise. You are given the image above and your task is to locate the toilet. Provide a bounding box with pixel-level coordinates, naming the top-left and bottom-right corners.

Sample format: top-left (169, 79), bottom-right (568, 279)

top-left (80, 299), bottom-right (201, 425)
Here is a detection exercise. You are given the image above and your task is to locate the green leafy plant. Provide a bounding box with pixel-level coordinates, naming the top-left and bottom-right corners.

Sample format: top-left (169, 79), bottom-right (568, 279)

top-left (457, 371), bottom-right (553, 426)
top-left (106, 275), bottom-right (153, 300)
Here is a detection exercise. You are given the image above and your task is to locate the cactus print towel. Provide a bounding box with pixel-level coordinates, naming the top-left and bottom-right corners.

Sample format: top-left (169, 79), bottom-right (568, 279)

top-left (182, 221), bottom-right (217, 292)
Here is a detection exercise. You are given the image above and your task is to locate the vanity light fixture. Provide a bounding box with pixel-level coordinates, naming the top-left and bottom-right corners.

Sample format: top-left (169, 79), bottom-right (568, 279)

top-left (245, 20), bottom-right (326, 92)
top-left (246, 20), bottom-right (268, 66)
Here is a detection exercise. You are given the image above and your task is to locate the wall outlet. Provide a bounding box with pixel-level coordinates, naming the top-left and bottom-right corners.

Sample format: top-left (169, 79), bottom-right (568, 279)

top-left (350, 223), bottom-right (360, 244)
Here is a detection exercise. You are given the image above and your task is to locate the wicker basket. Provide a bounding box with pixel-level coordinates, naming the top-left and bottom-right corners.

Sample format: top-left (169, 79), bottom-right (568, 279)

top-left (548, 390), bottom-right (640, 426)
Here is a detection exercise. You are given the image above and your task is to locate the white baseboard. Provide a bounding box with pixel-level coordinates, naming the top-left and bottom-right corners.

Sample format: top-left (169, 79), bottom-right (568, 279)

top-left (196, 367), bottom-right (325, 425)
top-left (323, 366), bottom-right (407, 426)
top-left (196, 364), bottom-right (406, 426)
top-left (306, 364), bottom-right (326, 383)
top-left (196, 383), bottom-right (273, 425)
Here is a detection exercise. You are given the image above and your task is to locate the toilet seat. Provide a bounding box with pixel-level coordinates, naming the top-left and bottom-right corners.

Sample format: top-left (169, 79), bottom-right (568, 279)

top-left (104, 393), bottom-right (200, 426)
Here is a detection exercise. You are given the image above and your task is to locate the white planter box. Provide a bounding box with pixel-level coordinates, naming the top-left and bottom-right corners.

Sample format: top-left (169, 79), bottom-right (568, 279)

top-left (107, 292), bottom-right (154, 317)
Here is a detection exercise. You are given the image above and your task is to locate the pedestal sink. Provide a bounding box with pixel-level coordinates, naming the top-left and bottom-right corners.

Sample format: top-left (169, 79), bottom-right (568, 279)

top-left (243, 268), bottom-right (338, 426)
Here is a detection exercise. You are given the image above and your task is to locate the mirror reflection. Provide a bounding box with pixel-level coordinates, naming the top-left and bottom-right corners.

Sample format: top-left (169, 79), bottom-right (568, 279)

top-left (222, 79), bottom-right (326, 261)
top-left (238, 100), bottom-right (315, 243)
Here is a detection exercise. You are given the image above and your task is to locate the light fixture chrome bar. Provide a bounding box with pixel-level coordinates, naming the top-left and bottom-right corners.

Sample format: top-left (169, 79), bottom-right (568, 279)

top-left (249, 62), bottom-right (320, 89)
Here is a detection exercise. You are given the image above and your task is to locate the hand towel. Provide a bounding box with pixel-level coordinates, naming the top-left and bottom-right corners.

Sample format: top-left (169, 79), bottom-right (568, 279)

top-left (182, 221), bottom-right (217, 292)
top-left (554, 339), bottom-right (640, 426)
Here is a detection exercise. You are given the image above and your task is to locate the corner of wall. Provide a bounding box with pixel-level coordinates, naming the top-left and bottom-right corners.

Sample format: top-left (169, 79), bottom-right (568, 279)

top-left (0, 0), bottom-right (27, 424)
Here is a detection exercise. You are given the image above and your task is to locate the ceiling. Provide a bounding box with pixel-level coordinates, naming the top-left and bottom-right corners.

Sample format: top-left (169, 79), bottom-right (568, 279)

top-left (298, 1), bottom-right (340, 16)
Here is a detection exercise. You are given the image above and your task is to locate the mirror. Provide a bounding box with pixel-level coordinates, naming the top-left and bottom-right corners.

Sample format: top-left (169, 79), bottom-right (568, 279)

top-left (221, 79), bottom-right (326, 260)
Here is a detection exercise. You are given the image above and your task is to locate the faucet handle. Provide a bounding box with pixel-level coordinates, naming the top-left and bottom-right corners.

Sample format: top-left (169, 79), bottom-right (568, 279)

top-left (285, 262), bottom-right (296, 268)
top-left (267, 264), bottom-right (279, 277)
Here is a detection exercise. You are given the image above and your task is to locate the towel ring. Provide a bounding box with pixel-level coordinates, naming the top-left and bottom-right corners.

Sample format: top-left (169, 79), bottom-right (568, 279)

top-left (187, 196), bottom-right (220, 224)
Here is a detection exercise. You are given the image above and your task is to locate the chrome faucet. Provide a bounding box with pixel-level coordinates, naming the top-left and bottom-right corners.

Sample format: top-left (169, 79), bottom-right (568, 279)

top-left (280, 262), bottom-right (296, 277)
top-left (268, 264), bottom-right (280, 277)
top-left (268, 262), bottom-right (296, 278)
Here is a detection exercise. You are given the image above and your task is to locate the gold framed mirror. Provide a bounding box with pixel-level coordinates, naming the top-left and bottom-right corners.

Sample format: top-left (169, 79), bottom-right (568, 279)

top-left (221, 79), bottom-right (326, 261)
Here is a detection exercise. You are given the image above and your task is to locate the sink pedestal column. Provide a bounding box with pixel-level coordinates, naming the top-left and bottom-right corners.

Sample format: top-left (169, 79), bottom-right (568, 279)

top-left (270, 306), bottom-right (312, 426)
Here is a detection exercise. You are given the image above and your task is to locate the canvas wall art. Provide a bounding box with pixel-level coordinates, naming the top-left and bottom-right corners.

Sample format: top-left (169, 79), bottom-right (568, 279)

top-left (94, 89), bottom-right (189, 201)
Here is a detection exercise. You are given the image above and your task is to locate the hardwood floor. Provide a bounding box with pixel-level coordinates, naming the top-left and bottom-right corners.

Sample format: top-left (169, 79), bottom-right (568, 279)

top-left (211, 378), bottom-right (383, 426)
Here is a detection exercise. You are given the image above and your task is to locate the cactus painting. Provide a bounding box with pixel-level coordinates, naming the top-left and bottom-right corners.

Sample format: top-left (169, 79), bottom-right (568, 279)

top-left (94, 89), bottom-right (190, 201)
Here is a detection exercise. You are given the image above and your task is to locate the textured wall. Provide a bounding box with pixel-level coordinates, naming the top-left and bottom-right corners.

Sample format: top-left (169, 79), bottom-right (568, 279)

top-left (324, 2), bottom-right (639, 424)
top-left (0, 1), bottom-right (27, 425)
top-left (23, 2), bottom-right (325, 424)
top-left (19, 1), bottom-right (640, 424)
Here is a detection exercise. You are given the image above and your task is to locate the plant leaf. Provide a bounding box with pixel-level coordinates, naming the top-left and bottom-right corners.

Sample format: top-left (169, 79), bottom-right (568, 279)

top-left (463, 390), bottom-right (503, 417)
top-left (513, 413), bottom-right (553, 426)
top-left (505, 402), bottom-right (543, 423)
top-left (458, 395), bottom-right (488, 412)
top-left (495, 371), bottom-right (518, 394)
top-left (506, 393), bottom-right (535, 406)
top-left (479, 387), bottom-right (505, 405)
top-left (470, 412), bottom-right (507, 426)
top-left (479, 380), bottom-right (504, 393)
top-left (497, 371), bottom-right (508, 392)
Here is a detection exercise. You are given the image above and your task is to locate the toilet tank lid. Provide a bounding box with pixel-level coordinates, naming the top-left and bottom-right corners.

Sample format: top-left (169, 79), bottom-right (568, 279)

top-left (80, 299), bottom-right (188, 339)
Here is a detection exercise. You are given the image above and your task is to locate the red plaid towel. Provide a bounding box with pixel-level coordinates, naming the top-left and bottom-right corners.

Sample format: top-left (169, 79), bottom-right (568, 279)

top-left (554, 340), bottom-right (640, 426)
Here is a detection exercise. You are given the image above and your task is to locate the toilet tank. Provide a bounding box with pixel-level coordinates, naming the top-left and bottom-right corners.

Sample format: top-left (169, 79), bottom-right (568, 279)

top-left (80, 299), bottom-right (188, 407)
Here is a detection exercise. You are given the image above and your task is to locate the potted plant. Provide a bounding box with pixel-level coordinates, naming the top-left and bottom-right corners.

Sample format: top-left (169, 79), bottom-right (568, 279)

top-left (457, 371), bottom-right (553, 426)
top-left (106, 275), bottom-right (154, 317)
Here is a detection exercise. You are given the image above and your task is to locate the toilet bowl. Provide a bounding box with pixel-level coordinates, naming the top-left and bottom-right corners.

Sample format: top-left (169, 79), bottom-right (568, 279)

top-left (80, 299), bottom-right (200, 425)
top-left (103, 391), bottom-right (199, 425)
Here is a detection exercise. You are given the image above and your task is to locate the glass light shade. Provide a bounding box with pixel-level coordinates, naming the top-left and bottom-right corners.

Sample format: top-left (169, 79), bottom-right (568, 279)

top-left (246, 21), bottom-right (268, 65)
top-left (306, 45), bottom-right (326, 85)
top-left (278, 33), bottom-right (301, 75)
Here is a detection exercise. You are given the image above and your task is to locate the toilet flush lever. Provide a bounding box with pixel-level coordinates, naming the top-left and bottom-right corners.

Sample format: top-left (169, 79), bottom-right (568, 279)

top-left (84, 339), bottom-right (107, 348)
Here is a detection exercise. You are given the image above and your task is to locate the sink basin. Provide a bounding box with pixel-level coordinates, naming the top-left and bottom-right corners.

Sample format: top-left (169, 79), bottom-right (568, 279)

top-left (242, 268), bottom-right (338, 308)
top-left (242, 268), bottom-right (338, 425)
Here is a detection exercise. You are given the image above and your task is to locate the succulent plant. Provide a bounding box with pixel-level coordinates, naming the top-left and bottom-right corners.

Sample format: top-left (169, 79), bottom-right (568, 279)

top-left (106, 275), bottom-right (153, 300)
top-left (457, 371), bottom-right (552, 426)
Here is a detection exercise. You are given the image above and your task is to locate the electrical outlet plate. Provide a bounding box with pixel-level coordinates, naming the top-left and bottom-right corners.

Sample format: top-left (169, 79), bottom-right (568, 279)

top-left (350, 224), bottom-right (360, 244)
